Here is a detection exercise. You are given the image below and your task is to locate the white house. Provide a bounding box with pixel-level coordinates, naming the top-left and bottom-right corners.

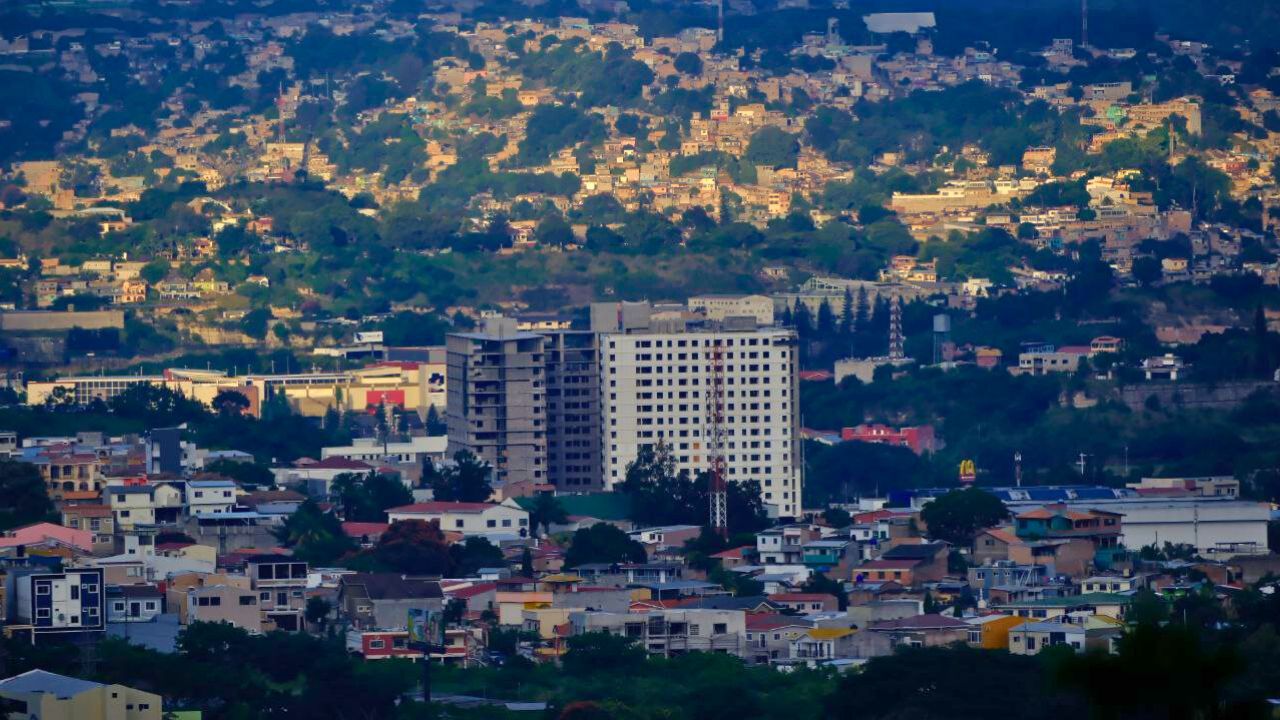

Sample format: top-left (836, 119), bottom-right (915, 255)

top-left (386, 499), bottom-right (530, 538)
top-left (106, 482), bottom-right (184, 530)
top-left (321, 436), bottom-right (448, 466)
top-left (186, 480), bottom-right (238, 515)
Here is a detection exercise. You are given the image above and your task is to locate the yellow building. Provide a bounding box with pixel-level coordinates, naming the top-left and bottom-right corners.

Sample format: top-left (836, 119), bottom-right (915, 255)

top-left (965, 614), bottom-right (1026, 650)
top-left (0, 670), bottom-right (162, 720)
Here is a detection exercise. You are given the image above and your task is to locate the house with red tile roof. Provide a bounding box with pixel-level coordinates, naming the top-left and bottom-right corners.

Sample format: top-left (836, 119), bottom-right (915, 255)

top-left (342, 522), bottom-right (390, 547)
top-left (0, 522), bottom-right (94, 553)
top-left (745, 613), bottom-right (815, 664)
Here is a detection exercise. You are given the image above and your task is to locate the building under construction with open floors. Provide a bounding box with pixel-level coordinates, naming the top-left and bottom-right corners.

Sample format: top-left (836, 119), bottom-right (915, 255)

top-left (446, 317), bottom-right (549, 495)
top-left (542, 330), bottom-right (603, 492)
top-left (592, 302), bottom-right (803, 520)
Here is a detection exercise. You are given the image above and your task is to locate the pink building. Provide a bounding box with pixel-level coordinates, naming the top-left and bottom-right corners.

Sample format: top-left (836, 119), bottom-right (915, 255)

top-left (841, 424), bottom-right (939, 455)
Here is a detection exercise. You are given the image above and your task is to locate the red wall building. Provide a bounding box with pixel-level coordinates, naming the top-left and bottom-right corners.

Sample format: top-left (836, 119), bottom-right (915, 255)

top-left (841, 424), bottom-right (939, 455)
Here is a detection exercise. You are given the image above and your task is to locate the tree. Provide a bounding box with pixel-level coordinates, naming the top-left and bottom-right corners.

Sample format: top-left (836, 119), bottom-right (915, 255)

top-left (429, 450), bottom-right (493, 502)
top-left (305, 596), bottom-right (333, 629)
top-left (1132, 256), bottom-right (1162, 287)
top-left (673, 52), bottom-right (703, 76)
top-left (823, 507), bottom-right (852, 528)
top-left (562, 632), bottom-right (647, 677)
top-left (450, 536), bottom-right (506, 575)
top-left (746, 126), bottom-right (800, 169)
top-left (375, 519), bottom-right (455, 575)
top-left (817, 299), bottom-right (836, 336)
top-left (528, 491), bottom-right (568, 536)
top-left (425, 405), bottom-right (446, 436)
top-left (275, 500), bottom-right (355, 565)
top-left (0, 459), bottom-right (55, 530)
top-left (564, 523), bottom-right (647, 568)
top-left (212, 389), bottom-right (251, 416)
top-left (919, 488), bottom-right (1009, 548)
top-left (205, 458), bottom-right (275, 488)
top-left (801, 573), bottom-right (848, 610)
top-left (334, 472), bottom-right (413, 522)
top-left (535, 213), bottom-right (574, 247)
top-left (140, 259), bottom-right (170, 284)
top-left (838, 288), bottom-right (854, 338)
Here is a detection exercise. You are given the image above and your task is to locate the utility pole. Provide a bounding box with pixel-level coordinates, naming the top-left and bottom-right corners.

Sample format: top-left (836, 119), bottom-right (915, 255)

top-left (1077, 453), bottom-right (1088, 477)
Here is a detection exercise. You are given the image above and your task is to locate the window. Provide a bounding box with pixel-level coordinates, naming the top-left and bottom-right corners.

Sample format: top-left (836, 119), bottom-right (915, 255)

top-left (240, 596), bottom-right (256, 606)
top-left (369, 639), bottom-right (385, 649)
top-left (713, 623), bottom-right (728, 635)
top-left (35, 584), bottom-right (49, 595)
top-left (487, 519), bottom-right (496, 528)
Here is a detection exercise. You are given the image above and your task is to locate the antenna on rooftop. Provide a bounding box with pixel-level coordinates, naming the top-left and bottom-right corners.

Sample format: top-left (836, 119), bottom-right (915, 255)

top-left (1014, 451), bottom-right (1023, 488)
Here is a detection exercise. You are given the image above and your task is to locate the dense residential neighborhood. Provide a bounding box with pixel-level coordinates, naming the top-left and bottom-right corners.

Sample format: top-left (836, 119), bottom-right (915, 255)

top-left (3, 0), bottom-right (1280, 717)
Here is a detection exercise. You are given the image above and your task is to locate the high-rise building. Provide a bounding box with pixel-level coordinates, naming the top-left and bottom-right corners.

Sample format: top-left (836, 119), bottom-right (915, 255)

top-left (446, 318), bottom-right (548, 494)
top-left (543, 330), bottom-right (603, 491)
top-left (594, 304), bottom-right (803, 519)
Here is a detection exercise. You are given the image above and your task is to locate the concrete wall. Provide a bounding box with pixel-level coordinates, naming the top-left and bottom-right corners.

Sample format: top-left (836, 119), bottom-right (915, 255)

top-left (0, 310), bottom-right (125, 331)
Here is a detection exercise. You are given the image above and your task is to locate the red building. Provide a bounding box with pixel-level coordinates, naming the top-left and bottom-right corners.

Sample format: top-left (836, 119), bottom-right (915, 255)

top-left (841, 424), bottom-right (939, 455)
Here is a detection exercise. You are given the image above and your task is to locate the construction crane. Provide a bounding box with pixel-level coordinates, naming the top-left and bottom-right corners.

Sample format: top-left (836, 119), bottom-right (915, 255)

top-left (706, 341), bottom-right (728, 538)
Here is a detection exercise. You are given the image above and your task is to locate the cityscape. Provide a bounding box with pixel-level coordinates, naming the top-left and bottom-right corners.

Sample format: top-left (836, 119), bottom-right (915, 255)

top-left (0, 0), bottom-right (1279, 717)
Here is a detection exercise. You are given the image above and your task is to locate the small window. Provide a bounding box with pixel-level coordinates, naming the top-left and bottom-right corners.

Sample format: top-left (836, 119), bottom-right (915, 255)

top-left (240, 596), bottom-right (256, 606)
top-left (369, 639), bottom-right (385, 649)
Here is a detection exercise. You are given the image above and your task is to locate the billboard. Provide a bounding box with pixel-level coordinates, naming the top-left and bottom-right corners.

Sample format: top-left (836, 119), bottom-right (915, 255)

top-left (407, 608), bottom-right (444, 649)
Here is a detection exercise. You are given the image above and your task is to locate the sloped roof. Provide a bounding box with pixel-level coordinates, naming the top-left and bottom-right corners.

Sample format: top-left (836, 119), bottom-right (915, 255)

top-left (341, 573), bottom-right (442, 600)
top-left (0, 670), bottom-right (102, 699)
top-left (868, 613), bottom-right (969, 631)
top-left (746, 613), bottom-right (815, 631)
top-left (880, 542), bottom-right (946, 560)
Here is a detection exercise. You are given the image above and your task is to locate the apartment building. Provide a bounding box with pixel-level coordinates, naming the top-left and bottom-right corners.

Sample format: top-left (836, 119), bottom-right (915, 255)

top-left (594, 304), bottom-right (803, 518)
top-left (539, 330), bottom-right (601, 490)
top-left (687, 294), bottom-right (775, 326)
top-left (570, 608), bottom-right (747, 657)
top-left (446, 318), bottom-right (549, 493)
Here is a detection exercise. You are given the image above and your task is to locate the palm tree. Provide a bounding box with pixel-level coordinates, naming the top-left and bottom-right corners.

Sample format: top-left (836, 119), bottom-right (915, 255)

top-left (528, 492), bottom-right (567, 537)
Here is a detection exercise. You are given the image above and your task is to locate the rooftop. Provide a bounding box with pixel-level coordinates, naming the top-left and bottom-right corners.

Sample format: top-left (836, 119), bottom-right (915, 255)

top-left (0, 670), bottom-right (102, 699)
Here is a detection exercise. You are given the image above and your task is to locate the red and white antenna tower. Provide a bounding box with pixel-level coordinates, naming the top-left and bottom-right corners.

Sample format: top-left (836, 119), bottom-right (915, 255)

top-left (706, 340), bottom-right (728, 538)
